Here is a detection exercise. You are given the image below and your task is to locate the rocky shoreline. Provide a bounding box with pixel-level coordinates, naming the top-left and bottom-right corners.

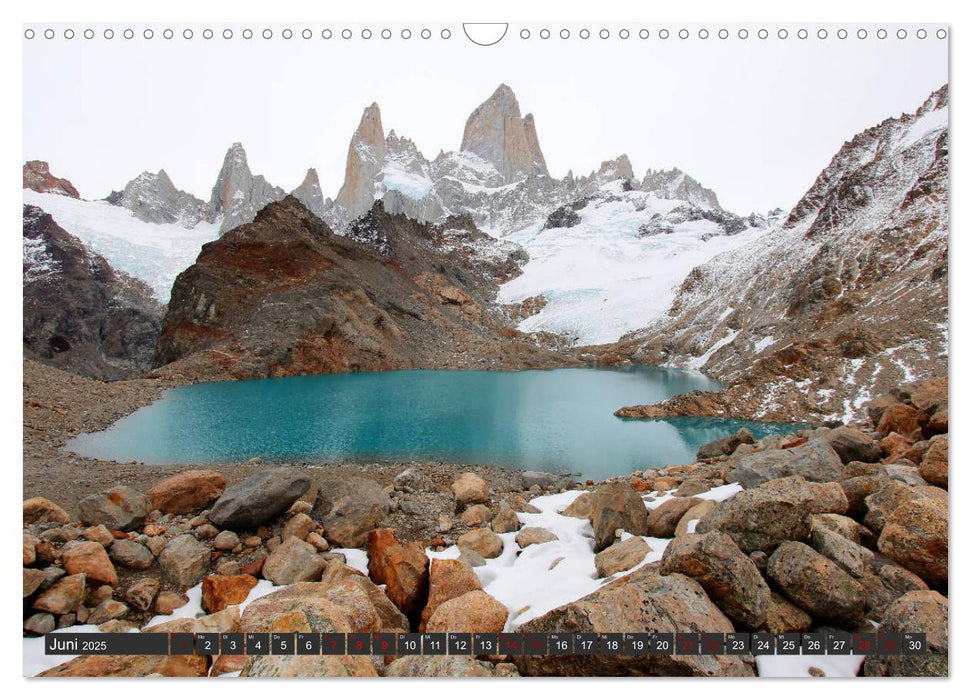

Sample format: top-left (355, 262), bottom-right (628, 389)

top-left (22, 356), bottom-right (949, 677)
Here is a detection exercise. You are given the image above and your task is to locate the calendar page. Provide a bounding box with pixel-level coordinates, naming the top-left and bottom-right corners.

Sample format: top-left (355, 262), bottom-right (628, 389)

top-left (21, 13), bottom-right (948, 681)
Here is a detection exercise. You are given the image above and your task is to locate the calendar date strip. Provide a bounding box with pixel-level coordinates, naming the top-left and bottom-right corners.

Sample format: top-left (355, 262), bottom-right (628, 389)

top-left (45, 631), bottom-right (929, 657)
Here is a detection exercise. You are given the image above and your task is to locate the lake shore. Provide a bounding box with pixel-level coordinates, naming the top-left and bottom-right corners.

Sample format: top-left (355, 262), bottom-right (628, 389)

top-left (23, 359), bottom-right (552, 529)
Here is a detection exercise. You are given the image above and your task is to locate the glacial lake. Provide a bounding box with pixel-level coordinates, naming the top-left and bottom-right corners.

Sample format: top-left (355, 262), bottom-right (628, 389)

top-left (66, 367), bottom-right (801, 481)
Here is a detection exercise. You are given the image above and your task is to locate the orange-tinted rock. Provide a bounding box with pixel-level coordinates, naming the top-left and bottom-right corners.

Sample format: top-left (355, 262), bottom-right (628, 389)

top-left (37, 653), bottom-right (207, 677)
top-left (366, 528), bottom-right (429, 625)
top-left (877, 404), bottom-right (920, 437)
top-left (919, 434), bottom-right (948, 488)
top-left (878, 496), bottom-right (948, 587)
top-left (202, 574), bottom-right (258, 613)
top-left (23, 497), bottom-right (71, 525)
top-left (419, 559), bottom-right (482, 632)
top-left (147, 470), bottom-right (227, 515)
top-left (425, 590), bottom-right (508, 634)
top-left (23, 160), bottom-right (80, 198)
top-left (32, 574), bottom-right (86, 615)
top-left (62, 541), bottom-right (117, 586)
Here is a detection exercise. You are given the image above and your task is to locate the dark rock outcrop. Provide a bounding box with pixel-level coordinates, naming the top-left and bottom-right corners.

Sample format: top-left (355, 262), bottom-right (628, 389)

top-left (23, 205), bottom-right (163, 380)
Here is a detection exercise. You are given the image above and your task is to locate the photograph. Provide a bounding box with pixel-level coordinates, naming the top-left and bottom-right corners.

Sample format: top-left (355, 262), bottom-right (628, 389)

top-left (20, 18), bottom-right (949, 679)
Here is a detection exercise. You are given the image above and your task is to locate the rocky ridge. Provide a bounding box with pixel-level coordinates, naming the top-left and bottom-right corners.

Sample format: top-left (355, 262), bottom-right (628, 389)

top-left (153, 196), bottom-right (574, 382)
top-left (609, 85), bottom-right (949, 422)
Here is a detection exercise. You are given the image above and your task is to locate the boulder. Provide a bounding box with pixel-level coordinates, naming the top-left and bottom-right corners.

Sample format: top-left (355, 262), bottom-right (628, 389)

top-left (884, 464), bottom-right (928, 487)
top-left (860, 553), bottom-right (930, 616)
top-left (561, 492), bottom-right (592, 519)
top-left (108, 539), bottom-right (154, 570)
top-left (697, 428), bottom-right (755, 459)
top-left (459, 504), bottom-right (492, 526)
top-left (62, 541), bottom-right (118, 586)
top-left (157, 534), bottom-right (211, 588)
top-left (730, 439), bottom-right (843, 488)
top-left (393, 466), bottom-right (432, 492)
top-left (877, 403), bottom-right (920, 437)
top-left (238, 580), bottom-right (381, 634)
top-left (810, 527), bottom-right (873, 577)
top-left (313, 477), bottom-right (391, 547)
top-left (23, 533), bottom-right (37, 566)
top-left (320, 559), bottom-right (409, 632)
top-left (516, 571), bottom-right (754, 676)
top-left (78, 486), bottom-right (149, 531)
top-left (808, 481), bottom-right (849, 514)
top-left (82, 525), bottom-right (115, 547)
top-left (909, 377), bottom-right (947, 418)
top-left (491, 501), bottom-right (520, 533)
top-left (450, 472), bottom-right (489, 507)
top-left (588, 482), bottom-right (650, 552)
top-left (839, 462), bottom-right (891, 518)
top-left (147, 470), bottom-right (227, 515)
top-left (594, 537), bottom-right (651, 578)
top-left (515, 526), bottom-right (558, 548)
top-left (281, 513), bottom-right (316, 542)
top-left (202, 574), bottom-right (258, 613)
top-left (825, 426), bottom-right (883, 464)
top-left (863, 591), bottom-right (948, 677)
top-left (23, 497), bottom-right (70, 525)
top-left (864, 480), bottom-right (942, 532)
top-left (766, 541), bottom-right (866, 627)
top-left (366, 528), bottom-right (429, 625)
top-left (762, 592), bottom-right (813, 634)
top-left (660, 531), bottom-right (770, 629)
top-left (457, 529), bottom-right (504, 559)
top-left (919, 434), bottom-right (947, 488)
top-left (262, 537), bottom-right (326, 585)
top-left (877, 496), bottom-right (948, 587)
top-left (241, 655), bottom-right (377, 677)
top-left (386, 656), bottom-right (498, 677)
top-left (125, 578), bottom-right (160, 611)
top-left (675, 500), bottom-right (717, 537)
top-left (425, 590), bottom-right (508, 634)
top-left (213, 530), bottom-right (240, 551)
top-left (32, 573), bottom-right (85, 614)
top-left (210, 468), bottom-right (310, 530)
top-left (38, 651), bottom-right (207, 677)
top-left (24, 612), bottom-right (56, 636)
top-left (696, 476), bottom-right (818, 553)
top-left (926, 407), bottom-right (948, 435)
top-left (646, 497), bottom-right (702, 538)
top-left (24, 567), bottom-right (46, 598)
top-left (155, 590), bottom-right (189, 614)
top-left (87, 599), bottom-right (129, 625)
top-left (808, 513), bottom-right (861, 543)
top-left (419, 559), bottom-right (482, 632)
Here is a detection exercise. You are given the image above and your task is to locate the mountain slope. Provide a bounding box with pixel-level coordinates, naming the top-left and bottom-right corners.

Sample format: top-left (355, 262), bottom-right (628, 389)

top-left (613, 85), bottom-right (949, 423)
top-left (154, 197), bottom-right (573, 381)
top-left (23, 205), bottom-right (163, 380)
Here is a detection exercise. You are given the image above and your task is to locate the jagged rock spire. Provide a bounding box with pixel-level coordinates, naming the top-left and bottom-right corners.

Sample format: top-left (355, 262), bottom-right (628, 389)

top-left (335, 103), bottom-right (387, 219)
top-left (291, 167), bottom-right (326, 219)
top-left (209, 143), bottom-right (285, 234)
top-left (460, 84), bottom-right (549, 183)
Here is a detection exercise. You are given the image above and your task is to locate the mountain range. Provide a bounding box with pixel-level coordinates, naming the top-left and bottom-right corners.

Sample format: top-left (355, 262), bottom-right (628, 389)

top-left (23, 83), bottom-right (949, 422)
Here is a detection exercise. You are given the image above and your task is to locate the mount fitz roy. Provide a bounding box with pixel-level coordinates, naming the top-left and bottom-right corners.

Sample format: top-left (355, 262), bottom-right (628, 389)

top-left (22, 83), bottom-right (949, 423)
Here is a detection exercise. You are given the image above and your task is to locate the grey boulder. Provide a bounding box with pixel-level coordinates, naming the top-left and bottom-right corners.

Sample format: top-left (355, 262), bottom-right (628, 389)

top-left (209, 468), bottom-right (310, 530)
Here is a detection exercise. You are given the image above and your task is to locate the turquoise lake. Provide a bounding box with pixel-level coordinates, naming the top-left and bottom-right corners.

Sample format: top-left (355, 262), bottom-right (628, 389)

top-left (66, 367), bottom-right (800, 481)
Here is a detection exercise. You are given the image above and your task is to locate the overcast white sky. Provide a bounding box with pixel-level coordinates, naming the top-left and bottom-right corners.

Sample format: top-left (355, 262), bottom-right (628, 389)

top-left (23, 22), bottom-right (947, 215)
